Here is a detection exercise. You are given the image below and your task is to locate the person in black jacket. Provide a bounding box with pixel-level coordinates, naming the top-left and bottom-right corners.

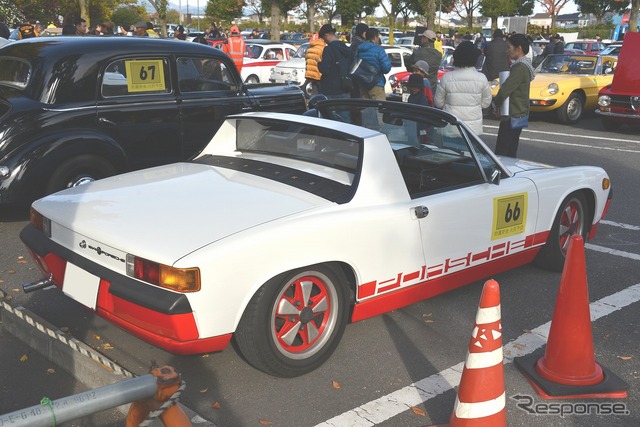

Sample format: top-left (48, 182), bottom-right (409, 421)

top-left (482, 29), bottom-right (509, 81)
top-left (317, 24), bottom-right (353, 100)
top-left (350, 23), bottom-right (369, 98)
top-left (406, 29), bottom-right (442, 92)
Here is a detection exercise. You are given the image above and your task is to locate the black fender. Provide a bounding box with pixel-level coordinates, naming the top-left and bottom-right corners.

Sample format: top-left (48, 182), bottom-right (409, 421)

top-left (2, 130), bottom-right (128, 204)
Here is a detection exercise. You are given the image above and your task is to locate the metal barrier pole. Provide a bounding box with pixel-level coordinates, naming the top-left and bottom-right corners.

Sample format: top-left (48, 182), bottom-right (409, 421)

top-left (0, 374), bottom-right (158, 427)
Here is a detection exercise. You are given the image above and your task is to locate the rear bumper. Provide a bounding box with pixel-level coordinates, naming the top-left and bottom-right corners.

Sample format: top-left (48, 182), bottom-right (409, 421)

top-left (20, 224), bottom-right (232, 355)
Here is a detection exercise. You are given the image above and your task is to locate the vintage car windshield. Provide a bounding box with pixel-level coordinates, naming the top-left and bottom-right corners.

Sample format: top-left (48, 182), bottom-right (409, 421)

top-left (537, 55), bottom-right (600, 75)
top-left (0, 57), bottom-right (31, 89)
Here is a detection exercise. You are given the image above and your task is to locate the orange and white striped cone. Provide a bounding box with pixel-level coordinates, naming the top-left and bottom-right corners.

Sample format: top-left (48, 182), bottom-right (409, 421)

top-left (449, 279), bottom-right (506, 427)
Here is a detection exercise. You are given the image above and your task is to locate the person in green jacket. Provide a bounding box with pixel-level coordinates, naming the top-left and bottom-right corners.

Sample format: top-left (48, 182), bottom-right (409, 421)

top-left (492, 34), bottom-right (535, 157)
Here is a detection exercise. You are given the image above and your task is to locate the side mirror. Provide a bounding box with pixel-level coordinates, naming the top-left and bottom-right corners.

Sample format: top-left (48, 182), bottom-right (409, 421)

top-left (490, 168), bottom-right (501, 185)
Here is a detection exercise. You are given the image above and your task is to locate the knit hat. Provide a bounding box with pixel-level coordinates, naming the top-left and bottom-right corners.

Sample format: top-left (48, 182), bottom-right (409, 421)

top-left (407, 73), bottom-right (424, 88)
top-left (412, 60), bottom-right (430, 74)
top-left (354, 23), bottom-right (369, 37)
top-left (318, 24), bottom-right (336, 37)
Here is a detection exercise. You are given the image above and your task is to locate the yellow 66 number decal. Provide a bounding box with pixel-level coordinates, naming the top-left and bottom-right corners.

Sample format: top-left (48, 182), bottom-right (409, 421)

top-left (492, 193), bottom-right (528, 240)
top-left (124, 59), bottom-right (166, 93)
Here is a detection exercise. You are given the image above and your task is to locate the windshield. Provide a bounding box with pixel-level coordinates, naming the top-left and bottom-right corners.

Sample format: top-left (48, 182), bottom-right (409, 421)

top-left (0, 57), bottom-right (31, 89)
top-left (537, 55), bottom-right (598, 75)
top-left (294, 44), bottom-right (309, 58)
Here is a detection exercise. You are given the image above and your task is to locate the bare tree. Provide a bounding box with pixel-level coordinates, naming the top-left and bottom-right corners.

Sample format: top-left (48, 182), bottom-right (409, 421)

top-left (630, 0), bottom-right (640, 33)
top-left (536, 0), bottom-right (571, 29)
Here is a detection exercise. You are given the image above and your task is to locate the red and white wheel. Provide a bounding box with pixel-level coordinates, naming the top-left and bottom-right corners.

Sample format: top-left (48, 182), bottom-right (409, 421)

top-left (236, 265), bottom-right (350, 377)
top-left (535, 192), bottom-right (589, 272)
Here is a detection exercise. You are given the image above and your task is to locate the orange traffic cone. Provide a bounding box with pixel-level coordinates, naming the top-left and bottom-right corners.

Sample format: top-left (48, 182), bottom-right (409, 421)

top-left (447, 279), bottom-right (506, 427)
top-left (514, 235), bottom-right (628, 399)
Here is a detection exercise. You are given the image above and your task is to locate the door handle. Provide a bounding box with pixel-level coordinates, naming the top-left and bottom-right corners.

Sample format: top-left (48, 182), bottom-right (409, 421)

top-left (99, 117), bottom-right (116, 126)
top-left (414, 206), bottom-right (429, 219)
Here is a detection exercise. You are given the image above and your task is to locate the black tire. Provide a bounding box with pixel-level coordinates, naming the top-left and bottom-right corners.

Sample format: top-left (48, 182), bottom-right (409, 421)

top-left (235, 265), bottom-right (350, 377)
top-left (601, 117), bottom-right (622, 131)
top-left (556, 92), bottom-right (583, 124)
top-left (46, 154), bottom-right (117, 195)
top-left (303, 80), bottom-right (319, 98)
top-left (534, 192), bottom-right (589, 272)
top-left (245, 75), bottom-right (259, 84)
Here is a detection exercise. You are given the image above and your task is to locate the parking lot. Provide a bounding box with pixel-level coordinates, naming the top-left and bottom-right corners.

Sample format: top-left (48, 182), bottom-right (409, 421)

top-left (1, 113), bottom-right (639, 426)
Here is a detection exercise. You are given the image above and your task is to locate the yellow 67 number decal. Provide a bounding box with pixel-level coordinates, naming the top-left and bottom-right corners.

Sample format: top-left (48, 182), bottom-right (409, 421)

top-left (124, 59), bottom-right (166, 93)
top-left (492, 193), bottom-right (528, 240)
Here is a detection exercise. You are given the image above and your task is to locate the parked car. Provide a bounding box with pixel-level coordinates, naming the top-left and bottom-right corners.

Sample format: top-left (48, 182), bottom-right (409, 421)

top-left (0, 37), bottom-right (306, 207)
top-left (564, 40), bottom-right (606, 55)
top-left (269, 43), bottom-right (313, 95)
top-left (596, 32), bottom-right (640, 130)
top-left (599, 43), bottom-right (622, 56)
top-left (242, 42), bottom-right (297, 83)
top-left (22, 99), bottom-right (611, 377)
top-left (490, 53), bottom-right (617, 124)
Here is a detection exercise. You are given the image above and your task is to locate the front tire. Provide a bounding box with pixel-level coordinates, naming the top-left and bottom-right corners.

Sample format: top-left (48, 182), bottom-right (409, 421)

top-left (557, 92), bottom-right (583, 124)
top-left (534, 192), bottom-right (589, 272)
top-left (46, 154), bottom-right (117, 195)
top-left (235, 265), bottom-right (350, 377)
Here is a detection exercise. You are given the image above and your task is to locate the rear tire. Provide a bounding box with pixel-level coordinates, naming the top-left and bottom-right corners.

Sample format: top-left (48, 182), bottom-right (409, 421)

top-left (245, 75), bottom-right (259, 84)
top-left (534, 192), bottom-right (589, 272)
top-left (235, 265), bottom-right (350, 377)
top-left (46, 155), bottom-right (116, 195)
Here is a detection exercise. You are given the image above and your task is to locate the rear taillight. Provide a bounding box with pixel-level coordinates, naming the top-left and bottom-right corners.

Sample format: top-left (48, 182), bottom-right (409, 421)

top-left (126, 254), bottom-right (200, 292)
top-left (30, 207), bottom-right (51, 237)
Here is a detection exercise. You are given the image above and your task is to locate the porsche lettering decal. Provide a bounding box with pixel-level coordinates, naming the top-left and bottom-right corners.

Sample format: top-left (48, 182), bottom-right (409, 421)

top-left (124, 59), bottom-right (166, 93)
top-left (492, 193), bottom-right (528, 240)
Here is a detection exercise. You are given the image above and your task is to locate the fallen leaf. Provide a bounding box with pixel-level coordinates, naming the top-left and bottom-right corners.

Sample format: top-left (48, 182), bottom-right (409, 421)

top-left (258, 420), bottom-right (273, 425)
top-left (102, 343), bottom-right (113, 350)
top-left (20, 354), bottom-right (28, 363)
top-left (4, 295), bottom-right (13, 302)
top-left (522, 329), bottom-right (532, 333)
top-left (11, 288), bottom-right (19, 292)
top-left (211, 401), bottom-right (221, 409)
top-left (425, 319), bottom-right (434, 323)
top-left (423, 313), bottom-right (432, 317)
top-left (201, 354), bottom-right (209, 358)
top-left (60, 327), bottom-right (69, 333)
top-left (332, 380), bottom-right (341, 389)
top-left (17, 260), bottom-right (27, 264)
top-left (91, 333), bottom-right (101, 341)
top-left (0, 279), bottom-right (4, 283)
top-left (411, 406), bottom-right (426, 417)
top-left (617, 355), bottom-right (632, 361)
top-left (47, 368), bottom-right (56, 374)
top-left (7, 270), bottom-right (15, 274)
top-left (200, 388), bottom-right (208, 393)
top-left (18, 256), bottom-right (24, 260)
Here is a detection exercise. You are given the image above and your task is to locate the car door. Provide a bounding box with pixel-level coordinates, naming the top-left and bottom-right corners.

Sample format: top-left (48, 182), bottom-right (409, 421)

top-left (97, 56), bottom-right (182, 170)
top-left (398, 123), bottom-right (539, 284)
top-left (176, 55), bottom-right (253, 159)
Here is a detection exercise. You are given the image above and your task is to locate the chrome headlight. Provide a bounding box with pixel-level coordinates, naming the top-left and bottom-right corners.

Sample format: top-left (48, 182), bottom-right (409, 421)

top-left (490, 79), bottom-right (500, 90)
top-left (291, 69), bottom-right (298, 78)
top-left (389, 75), bottom-right (398, 86)
top-left (598, 95), bottom-right (611, 107)
top-left (547, 83), bottom-right (559, 95)
top-left (0, 166), bottom-right (9, 178)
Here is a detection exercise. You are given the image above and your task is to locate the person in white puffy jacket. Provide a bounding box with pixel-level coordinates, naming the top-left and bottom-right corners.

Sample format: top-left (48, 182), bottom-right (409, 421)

top-left (434, 41), bottom-right (492, 135)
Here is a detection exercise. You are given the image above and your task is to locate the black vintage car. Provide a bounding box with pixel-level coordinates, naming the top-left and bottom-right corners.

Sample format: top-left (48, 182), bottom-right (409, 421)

top-left (0, 37), bottom-right (306, 206)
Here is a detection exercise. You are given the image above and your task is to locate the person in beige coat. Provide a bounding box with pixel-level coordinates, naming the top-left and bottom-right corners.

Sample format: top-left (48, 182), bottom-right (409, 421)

top-left (434, 41), bottom-right (492, 135)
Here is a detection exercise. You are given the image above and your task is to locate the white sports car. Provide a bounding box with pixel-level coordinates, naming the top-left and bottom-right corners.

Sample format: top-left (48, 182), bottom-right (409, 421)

top-left (22, 100), bottom-right (612, 377)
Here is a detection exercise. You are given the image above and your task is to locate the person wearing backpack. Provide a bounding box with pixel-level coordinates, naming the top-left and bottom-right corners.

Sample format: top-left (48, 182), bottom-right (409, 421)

top-left (317, 24), bottom-right (353, 100)
top-left (356, 28), bottom-right (392, 101)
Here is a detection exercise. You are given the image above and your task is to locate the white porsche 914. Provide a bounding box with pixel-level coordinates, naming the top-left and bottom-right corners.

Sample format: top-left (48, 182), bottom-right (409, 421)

top-left (22, 99), bottom-right (612, 377)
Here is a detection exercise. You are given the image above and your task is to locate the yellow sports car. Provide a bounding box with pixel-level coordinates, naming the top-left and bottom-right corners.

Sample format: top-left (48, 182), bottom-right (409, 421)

top-left (491, 54), bottom-right (617, 124)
